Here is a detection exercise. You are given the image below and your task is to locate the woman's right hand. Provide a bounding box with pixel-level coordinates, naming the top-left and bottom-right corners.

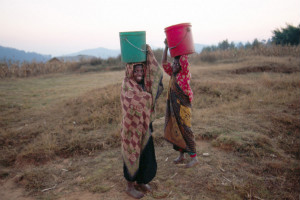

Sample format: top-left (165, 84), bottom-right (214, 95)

top-left (164, 39), bottom-right (168, 48)
top-left (162, 39), bottom-right (169, 64)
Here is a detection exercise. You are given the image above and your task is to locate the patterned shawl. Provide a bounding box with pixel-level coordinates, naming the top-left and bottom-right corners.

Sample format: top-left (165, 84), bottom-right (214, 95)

top-left (164, 74), bottom-right (196, 153)
top-left (120, 45), bottom-right (163, 177)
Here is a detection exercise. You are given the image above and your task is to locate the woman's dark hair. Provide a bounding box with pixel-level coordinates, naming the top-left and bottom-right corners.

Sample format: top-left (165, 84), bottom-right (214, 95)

top-left (133, 64), bottom-right (144, 69)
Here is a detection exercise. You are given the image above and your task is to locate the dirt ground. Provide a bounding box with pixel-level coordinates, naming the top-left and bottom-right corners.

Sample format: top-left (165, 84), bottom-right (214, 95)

top-left (1, 139), bottom-right (242, 200)
top-left (1, 56), bottom-right (299, 200)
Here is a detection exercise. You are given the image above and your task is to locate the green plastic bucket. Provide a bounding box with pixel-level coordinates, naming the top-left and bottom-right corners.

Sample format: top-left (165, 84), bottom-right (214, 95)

top-left (119, 31), bottom-right (147, 63)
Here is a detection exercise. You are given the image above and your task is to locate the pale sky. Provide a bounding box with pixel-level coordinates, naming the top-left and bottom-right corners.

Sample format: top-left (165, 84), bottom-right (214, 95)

top-left (0, 0), bottom-right (299, 56)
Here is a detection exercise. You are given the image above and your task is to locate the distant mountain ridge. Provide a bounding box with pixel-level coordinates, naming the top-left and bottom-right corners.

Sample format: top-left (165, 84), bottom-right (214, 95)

top-left (0, 43), bottom-right (206, 63)
top-left (0, 45), bottom-right (51, 63)
top-left (57, 55), bottom-right (97, 62)
top-left (64, 47), bottom-right (121, 59)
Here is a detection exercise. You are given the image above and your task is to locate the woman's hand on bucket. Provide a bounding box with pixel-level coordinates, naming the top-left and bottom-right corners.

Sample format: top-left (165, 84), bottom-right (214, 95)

top-left (164, 39), bottom-right (169, 48)
top-left (162, 39), bottom-right (169, 64)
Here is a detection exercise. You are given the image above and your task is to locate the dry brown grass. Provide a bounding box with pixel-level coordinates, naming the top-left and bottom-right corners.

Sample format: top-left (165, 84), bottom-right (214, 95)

top-left (0, 71), bottom-right (124, 166)
top-left (0, 54), bottom-right (299, 199)
top-left (0, 57), bottom-right (123, 78)
top-left (1, 84), bottom-right (123, 165)
top-left (1, 45), bottom-right (299, 79)
top-left (191, 45), bottom-right (300, 64)
top-left (0, 61), bottom-right (69, 78)
top-left (189, 57), bottom-right (300, 161)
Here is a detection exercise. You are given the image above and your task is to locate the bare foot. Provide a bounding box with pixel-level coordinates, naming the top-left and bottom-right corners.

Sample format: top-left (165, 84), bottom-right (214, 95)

top-left (126, 187), bottom-right (144, 199)
top-left (185, 157), bottom-right (199, 168)
top-left (126, 181), bottom-right (144, 199)
top-left (138, 183), bottom-right (152, 192)
top-left (173, 153), bottom-right (185, 164)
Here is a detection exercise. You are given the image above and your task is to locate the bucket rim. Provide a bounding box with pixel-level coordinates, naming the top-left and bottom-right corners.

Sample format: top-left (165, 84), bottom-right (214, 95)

top-left (119, 31), bottom-right (146, 35)
top-left (164, 23), bottom-right (191, 32)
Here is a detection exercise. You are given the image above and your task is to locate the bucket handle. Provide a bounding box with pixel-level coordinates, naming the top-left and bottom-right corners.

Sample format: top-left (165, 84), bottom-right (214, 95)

top-left (169, 27), bottom-right (190, 50)
top-left (124, 37), bottom-right (147, 52)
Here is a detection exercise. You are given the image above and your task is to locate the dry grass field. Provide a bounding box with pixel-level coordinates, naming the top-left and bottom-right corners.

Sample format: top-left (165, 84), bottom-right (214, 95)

top-left (0, 54), bottom-right (299, 200)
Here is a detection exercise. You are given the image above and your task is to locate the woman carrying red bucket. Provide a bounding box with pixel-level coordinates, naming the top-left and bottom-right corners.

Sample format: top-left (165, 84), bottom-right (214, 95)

top-left (162, 23), bottom-right (198, 168)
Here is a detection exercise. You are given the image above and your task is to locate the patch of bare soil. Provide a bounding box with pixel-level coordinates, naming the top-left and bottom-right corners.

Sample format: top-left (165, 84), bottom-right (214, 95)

top-left (1, 125), bottom-right (299, 199)
top-left (0, 140), bottom-right (231, 200)
top-left (0, 178), bottom-right (34, 200)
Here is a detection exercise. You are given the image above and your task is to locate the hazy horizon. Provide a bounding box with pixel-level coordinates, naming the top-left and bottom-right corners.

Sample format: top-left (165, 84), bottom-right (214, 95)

top-left (1, 0), bottom-right (299, 57)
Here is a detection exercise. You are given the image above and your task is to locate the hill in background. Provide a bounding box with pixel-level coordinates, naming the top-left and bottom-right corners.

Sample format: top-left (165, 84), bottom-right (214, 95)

top-left (0, 43), bottom-right (206, 63)
top-left (65, 43), bottom-right (206, 58)
top-left (63, 47), bottom-right (120, 59)
top-left (0, 45), bottom-right (51, 63)
top-left (57, 55), bottom-right (97, 62)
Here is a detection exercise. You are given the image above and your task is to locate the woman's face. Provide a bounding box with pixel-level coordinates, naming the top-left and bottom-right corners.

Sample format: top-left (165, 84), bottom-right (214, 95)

top-left (133, 64), bottom-right (144, 83)
top-left (172, 56), bottom-right (181, 74)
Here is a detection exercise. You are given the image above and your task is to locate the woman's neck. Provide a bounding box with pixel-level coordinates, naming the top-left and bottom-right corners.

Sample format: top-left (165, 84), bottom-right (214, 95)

top-left (138, 81), bottom-right (145, 91)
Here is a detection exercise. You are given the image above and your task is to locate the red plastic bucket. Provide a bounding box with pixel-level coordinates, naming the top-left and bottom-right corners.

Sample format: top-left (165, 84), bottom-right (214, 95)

top-left (164, 23), bottom-right (195, 57)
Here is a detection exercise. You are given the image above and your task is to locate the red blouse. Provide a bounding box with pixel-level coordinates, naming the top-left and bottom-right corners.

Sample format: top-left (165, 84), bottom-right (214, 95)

top-left (163, 55), bottom-right (193, 102)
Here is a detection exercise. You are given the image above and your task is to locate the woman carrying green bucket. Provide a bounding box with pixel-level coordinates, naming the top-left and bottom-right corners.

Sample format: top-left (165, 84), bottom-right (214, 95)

top-left (119, 31), bottom-right (163, 199)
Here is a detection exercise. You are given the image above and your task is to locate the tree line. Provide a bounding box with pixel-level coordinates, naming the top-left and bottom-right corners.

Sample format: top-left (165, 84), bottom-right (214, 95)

top-left (202, 23), bottom-right (300, 52)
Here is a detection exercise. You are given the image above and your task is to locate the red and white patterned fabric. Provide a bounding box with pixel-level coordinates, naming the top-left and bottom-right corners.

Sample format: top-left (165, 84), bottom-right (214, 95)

top-left (120, 45), bottom-right (163, 178)
top-left (162, 55), bottom-right (193, 102)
